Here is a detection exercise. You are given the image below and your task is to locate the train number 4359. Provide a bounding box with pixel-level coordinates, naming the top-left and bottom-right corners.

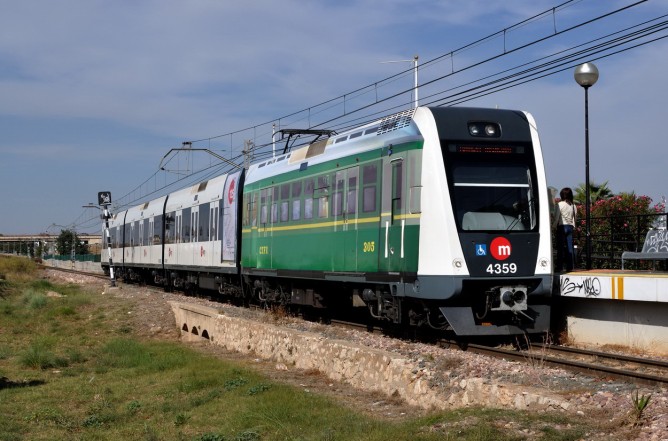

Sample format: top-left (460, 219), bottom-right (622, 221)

top-left (486, 263), bottom-right (517, 274)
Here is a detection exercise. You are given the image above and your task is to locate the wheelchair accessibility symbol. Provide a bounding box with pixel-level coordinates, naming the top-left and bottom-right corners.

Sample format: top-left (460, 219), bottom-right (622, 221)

top-left (476, 244), bottom-right (487, 256)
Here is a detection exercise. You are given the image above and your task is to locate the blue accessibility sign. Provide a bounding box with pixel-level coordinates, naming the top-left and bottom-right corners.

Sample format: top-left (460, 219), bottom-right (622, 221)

top-left (476, 244), bottom-right (487, 256)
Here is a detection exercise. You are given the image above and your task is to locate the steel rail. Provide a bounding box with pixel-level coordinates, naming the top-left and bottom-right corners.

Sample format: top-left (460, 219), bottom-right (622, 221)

top-left (465, 343), bottom-right (668, 387)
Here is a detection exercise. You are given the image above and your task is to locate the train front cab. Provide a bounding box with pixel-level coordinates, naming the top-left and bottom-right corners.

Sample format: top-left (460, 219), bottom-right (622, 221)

top-left (414, 107), bottom-right (552, 336)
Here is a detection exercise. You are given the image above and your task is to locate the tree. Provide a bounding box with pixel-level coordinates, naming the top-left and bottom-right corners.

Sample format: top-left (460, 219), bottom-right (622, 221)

top-left (574, 180), bottom-right (613, 205)
top-left (55, 230), bottom-right (88, 257)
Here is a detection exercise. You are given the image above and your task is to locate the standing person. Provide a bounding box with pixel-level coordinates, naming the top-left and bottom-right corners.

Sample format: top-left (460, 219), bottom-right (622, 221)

top-left (553, 187), bottom-right (577, 272)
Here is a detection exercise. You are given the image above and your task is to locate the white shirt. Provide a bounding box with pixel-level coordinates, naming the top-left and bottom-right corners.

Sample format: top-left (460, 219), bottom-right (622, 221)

top-left (553, 201), bottom-right (577, 227)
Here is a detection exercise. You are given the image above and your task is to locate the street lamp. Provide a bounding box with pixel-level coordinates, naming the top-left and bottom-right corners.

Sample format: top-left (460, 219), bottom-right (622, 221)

top-left (574, 62), bottom-right (599, 270)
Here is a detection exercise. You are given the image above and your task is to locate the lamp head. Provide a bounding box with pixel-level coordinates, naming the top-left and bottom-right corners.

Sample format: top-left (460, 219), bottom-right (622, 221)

top-left (574, 62), bottom-right (599, 88)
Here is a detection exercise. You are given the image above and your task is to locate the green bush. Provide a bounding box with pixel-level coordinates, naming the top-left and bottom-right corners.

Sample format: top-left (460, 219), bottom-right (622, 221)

top-left (575, 193), bottom-right (662, 269)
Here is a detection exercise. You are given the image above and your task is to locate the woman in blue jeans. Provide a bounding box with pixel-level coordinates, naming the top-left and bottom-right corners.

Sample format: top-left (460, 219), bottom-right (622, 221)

top-left (553, 187), bottom-right (577, 271)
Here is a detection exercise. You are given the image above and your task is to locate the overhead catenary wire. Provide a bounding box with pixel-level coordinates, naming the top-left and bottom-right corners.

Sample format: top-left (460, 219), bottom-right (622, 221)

top-left (70, 0), bottom-right (665, 230)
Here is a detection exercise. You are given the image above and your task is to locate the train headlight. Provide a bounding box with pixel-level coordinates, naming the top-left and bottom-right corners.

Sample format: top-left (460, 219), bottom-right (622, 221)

top-left (539, 258), bottom-right (549, 268)
top-left (468, 122), bottom-right (501, 138)
top-left (453, 258), bottom-right (463, 269)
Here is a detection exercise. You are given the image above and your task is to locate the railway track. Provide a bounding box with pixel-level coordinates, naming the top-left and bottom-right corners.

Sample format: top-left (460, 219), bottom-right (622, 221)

top-left (41, 265), bottom-right (110, 281)
top-left (46, 265), bottom-right (668, 387)
top-left (463, 342), bottom-right (668, 387)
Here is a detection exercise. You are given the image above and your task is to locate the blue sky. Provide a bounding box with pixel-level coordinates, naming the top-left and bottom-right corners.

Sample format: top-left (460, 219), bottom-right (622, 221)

top-left (1, 0), bottom-right (668, 235)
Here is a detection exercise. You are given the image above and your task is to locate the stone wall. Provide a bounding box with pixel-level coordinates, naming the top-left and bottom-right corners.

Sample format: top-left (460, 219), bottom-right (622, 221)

top-left (169, 301), bottom-right (570, 411)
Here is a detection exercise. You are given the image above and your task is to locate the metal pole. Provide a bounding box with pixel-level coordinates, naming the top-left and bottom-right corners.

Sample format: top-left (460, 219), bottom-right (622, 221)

top-left (413, 55), bottom-right (419, 109)
top-left (584, 85), bottom-right (592, 270)
top-left (103, 206), bottom-right (116, 287)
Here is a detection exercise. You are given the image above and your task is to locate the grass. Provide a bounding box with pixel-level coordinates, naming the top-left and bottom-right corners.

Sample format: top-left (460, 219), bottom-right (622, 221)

top-left (0, 255), bottom-right (621, 440)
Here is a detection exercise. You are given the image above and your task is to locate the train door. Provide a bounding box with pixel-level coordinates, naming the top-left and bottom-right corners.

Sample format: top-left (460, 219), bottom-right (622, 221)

top-left (333, 167), bottom-right (359, 271)
top-left (191, 207), bottom-right (199, 264)
top-left (148, 217), bottom-right (155, 264)
top-left (174, 211), bottom-right (182, 264)
top-left (210, 201), bottom-right (220, 265)
top-left (256, 187), bottom-right (273, 269)
top-left (381, 158), bottom-right (405, 272)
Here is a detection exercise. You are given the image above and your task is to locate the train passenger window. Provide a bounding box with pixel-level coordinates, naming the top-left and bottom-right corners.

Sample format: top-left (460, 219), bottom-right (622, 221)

top-left (132, 222), bottom-right (139, 247)
top-left (333, 192), bottom-right (342, 216)
top-left (271, 202), bottom-right (278, 223)
top-left (317, 175), bottom-right (329, 190)
top-left (348, 175), bottom-right (357, 214)
top-left (304, 198), bottom-right (313, 219)
top-left (281, 201), bottom-right (289, 222)
top-left (292, 200), bottom-right (301, 220)
top-left (363, 188), bottom-right (376, 212)
top-left (210, 205), bottom-right (218, 241)
top-left (260, 189), bottom-right (268, 225)
top-left (362, 164), bottom-right (377, 184)
top-left (182, 208), bottom-right (191, 242)
top-left (153, 215), bottom-right (163, 245)
top-left (291, 181), bottom-right (302, 221)
top-left (292, 181), bottom-right (302, 198)
top-left (304, 178), bottom-right (314, 196)
top-left (143, 219), bottom-right (149, 246)
top-left (164, 213), bottom-right (174, 244)
top-left (362, 164), bottom-right (378, 213)
top-left (251, 192), bottom-right (258, 227)
top-left (281, 184), bottom-right (290, 200)
top-left (200, 203), bottom-right (210, 241)
top-left (261, 205), bottom-right (268, 224)
top-left (318, 196), bottom-right (329, 218)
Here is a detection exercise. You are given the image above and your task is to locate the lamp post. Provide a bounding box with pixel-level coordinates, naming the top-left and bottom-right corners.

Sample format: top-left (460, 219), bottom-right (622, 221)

top-left (574, 62), bottom-right (599, 270)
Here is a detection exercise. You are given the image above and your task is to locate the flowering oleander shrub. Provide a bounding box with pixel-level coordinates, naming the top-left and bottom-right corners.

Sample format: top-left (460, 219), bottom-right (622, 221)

top-left (572, 193), bottom-right (664, 269)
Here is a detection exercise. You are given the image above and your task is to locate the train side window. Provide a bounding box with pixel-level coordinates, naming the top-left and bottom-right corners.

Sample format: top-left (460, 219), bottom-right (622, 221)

top-left (292, 200), bottom-right (301, 220)
top-left (164, 213), bottom-right (174, 244)
top-left (347, 175), bottom-right (357, 214)
top-left (251, 192), bottom-right (258, 227)
top-left (182, 208), bottom-right (191, 243)
top-left (304, 178), bottom-right (314, 219)
top-left (199, 203), bottom-right (210, 241)
top-left (278, 184), bottom-right (289, 223)
top-left (154, 214), bottom-right (163, 245)
top-left (143, 218), bottom-right (149, 246)
top-left (292, 182), bottom-right (302, 221)
top-left (132, 222), bottom-right (139, 247)
top-left (280, 201), bottom-right (289, 222)
top-left (390, 160), bottom-right (403, 224)
top-left (260, 188), bottom-right (268, 224)
top-left (318, 197), bottom-right (328, 218)
top-left (271, 202), bottom-right (278, 223)
top-left (333, 174), bottom-right (344, 216)
top-left (362, 164), bottom-right (378, 213)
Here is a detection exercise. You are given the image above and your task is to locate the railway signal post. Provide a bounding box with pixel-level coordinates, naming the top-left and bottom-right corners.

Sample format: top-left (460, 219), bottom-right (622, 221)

top-left (97, 191), bottom-right (116, 287)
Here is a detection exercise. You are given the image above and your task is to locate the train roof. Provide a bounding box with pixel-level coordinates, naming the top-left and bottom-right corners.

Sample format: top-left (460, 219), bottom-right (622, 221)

top-left (245, 108), bottom-right (421, 186)
top-left (164, 172), bottom-right (232, 212)
top-left (125, 195), bottom-right (167, 222)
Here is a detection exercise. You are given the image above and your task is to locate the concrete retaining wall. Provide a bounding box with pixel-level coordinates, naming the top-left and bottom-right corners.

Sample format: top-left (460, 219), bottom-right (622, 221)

top-left (170, 301), bottom-right (570, 411)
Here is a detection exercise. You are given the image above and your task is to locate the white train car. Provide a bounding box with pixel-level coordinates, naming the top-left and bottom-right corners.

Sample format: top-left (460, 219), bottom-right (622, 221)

top-left (121, 196), bottom-right (167, 277)
top-left (163, 170), bottom-right (243, 291)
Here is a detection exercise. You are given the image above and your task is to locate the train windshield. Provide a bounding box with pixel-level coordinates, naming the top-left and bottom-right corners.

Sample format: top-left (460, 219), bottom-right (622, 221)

top-left (447, 150), bottom-right (537, 232)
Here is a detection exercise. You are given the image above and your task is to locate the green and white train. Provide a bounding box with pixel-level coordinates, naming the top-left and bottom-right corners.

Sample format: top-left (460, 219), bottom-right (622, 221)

top-left (103, 106), bottom-right (553, 336)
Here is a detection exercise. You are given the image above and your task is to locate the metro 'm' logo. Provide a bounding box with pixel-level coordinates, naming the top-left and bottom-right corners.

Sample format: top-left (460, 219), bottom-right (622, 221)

top-left (490, 237), bottom-right (511, 260)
